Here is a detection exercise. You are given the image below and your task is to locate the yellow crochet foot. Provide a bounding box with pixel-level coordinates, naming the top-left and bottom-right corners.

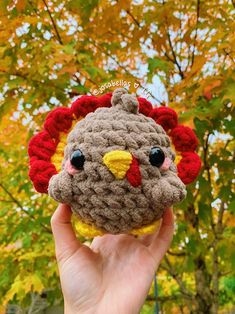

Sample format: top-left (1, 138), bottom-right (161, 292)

top-left (74, 218), bottom-right (161, 238)
top-left (130, 219), bottom-right (161, 236)
top-left (75, 219), bottom-right (103, 238)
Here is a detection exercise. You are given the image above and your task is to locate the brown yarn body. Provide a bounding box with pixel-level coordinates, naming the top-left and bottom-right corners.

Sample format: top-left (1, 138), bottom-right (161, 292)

top-left (48, 89), bottom-right (186, 234)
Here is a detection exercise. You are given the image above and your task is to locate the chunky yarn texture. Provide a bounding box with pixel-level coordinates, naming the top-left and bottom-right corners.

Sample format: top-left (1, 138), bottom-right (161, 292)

top-left (48, 88), bottom-right (186, 234)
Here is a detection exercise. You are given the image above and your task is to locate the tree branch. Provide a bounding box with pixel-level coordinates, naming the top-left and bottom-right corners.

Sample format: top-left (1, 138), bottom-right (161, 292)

top-left (219, 270), bottom-right (232, 277)
top-left (0, 199), bottom-right (14, 203)
top-left (42, 0), bottom-right (63, 45)
top-left (0, 69), bottom-right (79, 98)
top-left (160, 0), bottom-right (184, 79)
top-left (0, 69), bottom-right (62, 91)
top-left (168, 250), bottom-right (186, 257)
top-left (211, 243), bottom-right (219, 306)
top-left (203, 132), bottom-right (212, 184)
top-left (217, 201), bottom-right (225, 234)
top-left (0, 183), bottom-right (52, 234)
top-left (223, 49), bottom-right (235, 65)
top-left (161, 256), bottom-right (193, 298)
top-left (126, 10), bottom-right (140, 28)
top-left (72, 73), bottom-right (82, 86)
top-left (191, 0), bottom-right (200, 67)
top-left (203, 132), bottom-right (215, 233)
top-left (147, 295), bottom-right (184, 302)
top-left (166, 31), bottom-right (184, 79)
top-left (209, 201), bottom-right (226, 310)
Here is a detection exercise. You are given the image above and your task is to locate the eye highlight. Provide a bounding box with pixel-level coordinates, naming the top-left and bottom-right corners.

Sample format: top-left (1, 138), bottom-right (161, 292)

top-left (70, 149), bottom-right (85, 170)
top-left (149, 147), bottom-right (165, 167)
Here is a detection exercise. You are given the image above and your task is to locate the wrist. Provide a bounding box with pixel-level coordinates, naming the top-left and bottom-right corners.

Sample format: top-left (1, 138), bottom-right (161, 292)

top-left (64, 299), bottom-right (141, 314)
top-left (64, 303), bottom-right (98, 314)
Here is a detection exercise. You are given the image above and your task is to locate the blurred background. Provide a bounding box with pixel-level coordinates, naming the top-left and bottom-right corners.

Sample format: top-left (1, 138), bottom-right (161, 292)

top-left (0, 0), bottom-right (234, 313)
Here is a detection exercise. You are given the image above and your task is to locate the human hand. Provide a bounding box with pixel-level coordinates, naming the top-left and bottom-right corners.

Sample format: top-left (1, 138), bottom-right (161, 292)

top-left (51, 205), bottom-right (174, 314)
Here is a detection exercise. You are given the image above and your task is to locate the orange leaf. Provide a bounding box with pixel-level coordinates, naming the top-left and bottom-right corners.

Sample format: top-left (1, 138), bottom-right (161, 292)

top-left (16, 0), bottom-right (26, 12)
top-left (203, 80), bottom-right (222, 100)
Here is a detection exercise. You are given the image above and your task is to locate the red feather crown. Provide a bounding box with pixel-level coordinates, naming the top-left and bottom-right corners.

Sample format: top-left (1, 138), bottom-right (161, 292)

top-left (28, 93), bottom-right (201, 193)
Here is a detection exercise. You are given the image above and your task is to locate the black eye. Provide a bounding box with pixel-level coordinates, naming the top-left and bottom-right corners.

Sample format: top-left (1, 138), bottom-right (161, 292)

top-left (70, 149), bottom-right (85, 169)
top-left (149, 147), bottom-right (165, 167)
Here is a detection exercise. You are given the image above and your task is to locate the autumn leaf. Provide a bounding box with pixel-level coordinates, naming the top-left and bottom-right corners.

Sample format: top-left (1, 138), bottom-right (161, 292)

top-left (15, 0), bottom-right (27, 12)
top-left (4, 274), bottom-right (44, 305)
top-left (203, 79), bottom-right (222, 100)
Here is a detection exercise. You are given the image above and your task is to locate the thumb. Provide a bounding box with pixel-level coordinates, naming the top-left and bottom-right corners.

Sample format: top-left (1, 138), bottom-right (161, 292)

top-left (148, 207), bottom-right (175, 265)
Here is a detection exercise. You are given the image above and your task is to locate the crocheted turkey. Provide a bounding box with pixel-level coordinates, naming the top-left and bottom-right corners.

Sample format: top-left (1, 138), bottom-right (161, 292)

top-left (28, 88), bottom-right (201, 237)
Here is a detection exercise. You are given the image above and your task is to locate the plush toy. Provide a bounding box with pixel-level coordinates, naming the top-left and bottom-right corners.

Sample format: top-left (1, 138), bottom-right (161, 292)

top-left (28, 88), bottom-right (201, 237)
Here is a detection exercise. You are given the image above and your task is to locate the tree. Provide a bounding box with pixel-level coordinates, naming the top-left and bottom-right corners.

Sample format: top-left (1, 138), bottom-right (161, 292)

top-left (0, 0), bottom-right (234, 313)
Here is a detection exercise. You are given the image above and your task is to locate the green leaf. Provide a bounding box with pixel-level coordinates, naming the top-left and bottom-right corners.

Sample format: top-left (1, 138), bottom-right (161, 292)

top-left (194, 117), bottom-right (212, 140)
top-left (148, 57), bottom-right (169, 73)
top-left (68, 0), bottom-right (99, 23)
top-left (227, 200), bottom-right (235, 214)
top-left (184, 255), bottom-right (195, 272)
top-left (198, 203), bottom-right (211, 225)
top-left (223, 77), bottom-right (235, 103)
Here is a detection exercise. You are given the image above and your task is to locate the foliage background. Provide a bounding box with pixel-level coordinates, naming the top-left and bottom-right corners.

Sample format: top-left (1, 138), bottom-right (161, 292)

top-left (0, 0), bottom-right (234, 313)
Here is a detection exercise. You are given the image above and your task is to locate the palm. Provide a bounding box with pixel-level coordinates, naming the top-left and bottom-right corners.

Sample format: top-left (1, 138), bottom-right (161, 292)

top-left (51, 205), bottom-right (174, 314)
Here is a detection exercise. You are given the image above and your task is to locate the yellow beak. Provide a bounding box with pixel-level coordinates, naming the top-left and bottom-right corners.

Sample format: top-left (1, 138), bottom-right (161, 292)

top-left (103, 150), bottom-right (132, 179)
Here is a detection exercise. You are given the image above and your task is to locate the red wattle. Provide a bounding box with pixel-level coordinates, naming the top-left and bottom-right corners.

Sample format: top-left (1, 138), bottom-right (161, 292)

top-left (126, 156), bottom-right (142, 187)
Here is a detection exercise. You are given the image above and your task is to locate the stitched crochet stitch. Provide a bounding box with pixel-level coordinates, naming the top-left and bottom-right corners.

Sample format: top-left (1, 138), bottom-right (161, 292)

top-left (28, 88), bottom-right (201, 236)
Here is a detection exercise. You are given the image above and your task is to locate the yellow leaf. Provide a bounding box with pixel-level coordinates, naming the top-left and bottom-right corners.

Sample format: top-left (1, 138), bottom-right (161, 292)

top-left (29, 274), bottom-right (44, 292)
top-left (3, 274), bottom-right (44, 305)
top-left (186, 55), bottom-right (207, 79)
top-left (3, 275), bottom-right (22, 305)
top-left (0, 305), bottom-right (5, 314)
